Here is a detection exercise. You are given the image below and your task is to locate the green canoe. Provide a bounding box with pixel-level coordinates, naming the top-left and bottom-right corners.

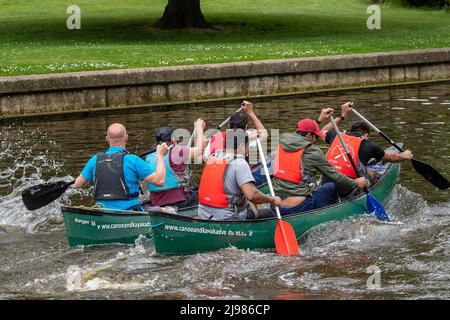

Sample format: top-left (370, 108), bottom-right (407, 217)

top-left (148, 162), bottom-right (400, 255)
top-left (61, 160), bottom-right (400, 253)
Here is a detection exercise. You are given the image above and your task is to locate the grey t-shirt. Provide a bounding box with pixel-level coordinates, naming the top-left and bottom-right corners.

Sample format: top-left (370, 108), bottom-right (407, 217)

top-left (198, 154), bottom-right (255, 220)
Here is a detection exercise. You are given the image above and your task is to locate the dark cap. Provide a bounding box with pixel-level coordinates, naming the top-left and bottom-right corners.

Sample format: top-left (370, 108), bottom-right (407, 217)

top-left (350, 121), bottom-right (371, 134)
top-left (225, 128), bottom-right (249, 150)
top-left (229, 111), bottom-right (249, 130)
top-left (155, 126), bottom-right (174, 143)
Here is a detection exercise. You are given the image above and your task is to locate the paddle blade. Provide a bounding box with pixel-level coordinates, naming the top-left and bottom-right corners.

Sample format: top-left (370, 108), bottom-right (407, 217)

top-left (412, 159), bottom-right (449, 190)
top-left (22, 180), bottom-right (75, 211)
top-left (366, 194), bottom-right (390, 221)
top-left (274, 220), bottom-right (300, 256)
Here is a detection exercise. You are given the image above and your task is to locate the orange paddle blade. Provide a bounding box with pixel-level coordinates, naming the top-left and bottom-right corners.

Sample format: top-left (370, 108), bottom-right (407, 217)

top-left (274, 220), bottom-right (300, 256)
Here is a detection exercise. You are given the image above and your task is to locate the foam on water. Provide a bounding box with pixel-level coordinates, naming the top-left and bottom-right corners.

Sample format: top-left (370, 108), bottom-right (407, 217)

top-left (0, 125), bottom-right (81, 232)
top-left (20, 237), bottom-right (162, 295)
top-left (397, 98), bottom-right (429, 102)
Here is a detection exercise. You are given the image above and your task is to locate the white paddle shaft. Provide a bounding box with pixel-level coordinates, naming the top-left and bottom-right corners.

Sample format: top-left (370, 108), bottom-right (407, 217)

top-left (217, 106), bottom-right (243, 130)
top-left (256, 138), bottom-right (282, 220)
top-left (186, 127), bottom-right (197, 147)
top-left (188, 106), bottom-right (243, 147)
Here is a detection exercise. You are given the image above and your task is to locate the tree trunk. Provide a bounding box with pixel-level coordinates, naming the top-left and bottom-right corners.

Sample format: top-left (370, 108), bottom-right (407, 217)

top-left (156, 0), bottom-right (209, 29)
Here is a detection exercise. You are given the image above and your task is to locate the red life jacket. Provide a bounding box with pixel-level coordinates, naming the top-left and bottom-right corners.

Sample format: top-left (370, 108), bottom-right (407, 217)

top-left (198, 157), bottom-right (229, 208)
top-left (209, 131), bottom-right (226, 156)
top-left (273, 145), bottom-right (305, 184)
top-left (326, 133), bottom-right (363, 179)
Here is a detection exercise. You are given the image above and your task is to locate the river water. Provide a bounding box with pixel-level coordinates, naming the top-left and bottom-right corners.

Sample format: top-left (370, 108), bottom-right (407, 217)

top-left (0, 82), bottom-right (449, 300)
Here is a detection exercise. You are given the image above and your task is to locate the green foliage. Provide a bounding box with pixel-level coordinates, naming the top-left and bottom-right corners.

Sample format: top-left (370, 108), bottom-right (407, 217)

top-left (374, 0), bottom-right (450, 8)
top-left (402, 0), bottom-right (449, 9)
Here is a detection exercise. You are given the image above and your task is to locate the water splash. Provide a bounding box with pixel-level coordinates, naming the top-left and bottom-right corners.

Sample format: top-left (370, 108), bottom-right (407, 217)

top-left (0, 125), bottom-right (79, 232)
top-left (22, 238), bottom-right (163, 296)
top-left (6, 184), bottom-right (450, 299)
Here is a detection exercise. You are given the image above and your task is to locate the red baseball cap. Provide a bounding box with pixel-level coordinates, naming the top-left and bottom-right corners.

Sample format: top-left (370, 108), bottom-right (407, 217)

top-left (296, 118), bottom-right (326, 139)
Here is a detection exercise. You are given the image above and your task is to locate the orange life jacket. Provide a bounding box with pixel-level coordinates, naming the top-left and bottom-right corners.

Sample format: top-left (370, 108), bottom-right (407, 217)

top-left (326, 133), bottom-right (363, 179)
top-left (273, 145), bottom-right (305, 184)
top-left (198, 157), bottom-right (229, 208)
top-left (209, 131), bottom-right (226, 156)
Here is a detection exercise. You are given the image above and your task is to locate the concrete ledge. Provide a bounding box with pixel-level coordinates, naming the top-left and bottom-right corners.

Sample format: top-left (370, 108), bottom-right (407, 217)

top-left (1, 48), bottom-right (450, 118)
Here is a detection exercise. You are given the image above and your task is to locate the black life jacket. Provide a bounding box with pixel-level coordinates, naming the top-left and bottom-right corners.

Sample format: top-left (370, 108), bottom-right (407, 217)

top-left (93, 150), bottom-right (137, 200)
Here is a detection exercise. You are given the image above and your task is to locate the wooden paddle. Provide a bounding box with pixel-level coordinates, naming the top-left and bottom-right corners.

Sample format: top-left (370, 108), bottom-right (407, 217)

top-left (352, 108), bottom-right (449, 190)
top-left (256, 138), bottom-right (300, 256)
top-left (330, 115), bottom-right (390, 221)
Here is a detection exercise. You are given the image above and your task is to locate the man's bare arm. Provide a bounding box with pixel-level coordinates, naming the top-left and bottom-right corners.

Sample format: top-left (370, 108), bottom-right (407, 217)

top-left (242, 101), bottom-right (268, 140)
top-left (382, 150), bottom-right (413, 163)
top-left (143, 143), bottom-right (168, 186)
top-left (240, 182), bottom-right (281, 206)
top-left (189, 118), bottom-right (206, 164)
top-left (320, 102), bottom-right (353, 135)
top-left (74, 175), bottom-right (88, 188)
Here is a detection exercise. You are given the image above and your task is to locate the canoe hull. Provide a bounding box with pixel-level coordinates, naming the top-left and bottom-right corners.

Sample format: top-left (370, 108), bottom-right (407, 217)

top-left (61, 162), bottom-right (399, 252)
top-left (62, 210), bottom-right (152, 246)
top-left (150, 163), bottom-right (400, 255)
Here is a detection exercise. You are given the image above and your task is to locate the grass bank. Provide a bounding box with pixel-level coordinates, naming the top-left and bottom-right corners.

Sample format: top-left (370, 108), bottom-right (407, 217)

top-left (0, 0), bottom-right (449, 76)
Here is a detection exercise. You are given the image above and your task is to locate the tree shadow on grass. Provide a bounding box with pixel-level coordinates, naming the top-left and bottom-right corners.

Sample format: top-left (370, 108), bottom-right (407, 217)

top-left (0, 11), bottom-right (434, 45)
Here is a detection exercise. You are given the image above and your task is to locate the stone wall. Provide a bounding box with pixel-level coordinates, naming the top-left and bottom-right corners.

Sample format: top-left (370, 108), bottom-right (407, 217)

top-left (1, 48), bottom-right (449, 118)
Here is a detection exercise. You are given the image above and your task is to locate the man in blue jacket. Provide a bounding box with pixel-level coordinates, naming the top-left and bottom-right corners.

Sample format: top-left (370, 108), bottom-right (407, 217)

top-left (74, 123), bottom-right (168, 212)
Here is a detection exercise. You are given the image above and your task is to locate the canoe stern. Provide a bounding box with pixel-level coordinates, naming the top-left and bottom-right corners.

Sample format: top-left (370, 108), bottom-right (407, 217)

top-left (62, 208), bottom-right (152, 247)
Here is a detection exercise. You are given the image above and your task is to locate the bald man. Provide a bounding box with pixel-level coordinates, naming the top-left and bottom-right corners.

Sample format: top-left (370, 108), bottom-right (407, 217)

top-left (74, 123), bottom-right (168, 212)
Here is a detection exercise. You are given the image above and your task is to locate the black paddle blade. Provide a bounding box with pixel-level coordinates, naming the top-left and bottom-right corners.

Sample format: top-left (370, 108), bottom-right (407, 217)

top-left (412, 159), bottom-right (450, 190)
top-left (22, 180), bottom-right (75, 211)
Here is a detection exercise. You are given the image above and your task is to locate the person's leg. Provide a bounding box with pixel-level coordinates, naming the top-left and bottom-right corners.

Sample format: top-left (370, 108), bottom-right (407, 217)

top-left (256, 208), bottom-right (277, 219)
top-left (142, 202), bottom-right (164, 212)
top-left (172, 190), bottom-right (198, 209)
top-left (309, 182), bottom-right (338, 209)
top-left (367, 168), bottom-right (378, 185)
top-left (245, 206), bottom-right (257, 219)
top-left (186, 189), bottom-right (199, 206)
top-left (128, 204), bottom-right (146, 212)
top-left (272, 196), bottom-right (315, 215)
